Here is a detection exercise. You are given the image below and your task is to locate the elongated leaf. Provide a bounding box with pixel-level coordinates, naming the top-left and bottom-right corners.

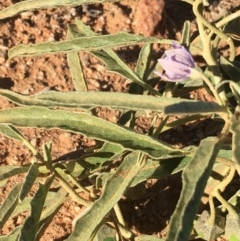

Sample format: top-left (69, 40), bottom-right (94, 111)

top-left (0, 107), bottom-right (179, 158)
top-left (19, 175), bottom-right (54, 241)
top-left (67, 152), bottom-right (145, 241)
top-left (163, 100), bottom-right (225, 115)
top-left (0, 124), bottom-right (39, 156)
top-left (223, 16), bottom-right (240, 41)
top-left (36, 188), bottom-right (67, 239)
top-left (0, 165), bottom-right (29, 181)
top-left (86, 142), bottom-right (123, 165)
top-left (130, 155), bottom-right (192, 187)
top-left (93, 49), bottom-right (160, 95)
top-left (74, 18), bottom-right (95, 37)
top-left (180, 20), bottom-right (191, 46)
top-left (10, 191), bottom-right (57, 218)
top-left (0, 124), bottom-right (25, 141)
top-left (0, 183), bottom-right (22, 229)
top-left (69, 21), bottom-right (159, 95)
top-left (0, 0), bottom-right (119, 19)
top-left (220, 56), bottom-right (240, 82)
top-left (9, 33), bottom-right (172, 58)
top-left (0, 226), bottom-right (21, 241)
top-left (67, 24), bottom-right (88, 91)
top-left (0, 89), bottom-right (226, 115)
top-left (98, 155), bottom-right (192, 188)
top-left (166, 137), bottom-right (221, 241)
top-left (19, 163), bottom-right (39, 201)
top-left (230, 106), bottom-right (240, 165)
top-left (135, 43), bottom-right (152, 81)
top-left (42, 142), bottom-right (52, 170)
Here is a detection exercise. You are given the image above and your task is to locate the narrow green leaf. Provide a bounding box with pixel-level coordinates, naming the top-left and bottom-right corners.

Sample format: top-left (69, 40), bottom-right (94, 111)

top-left (224, 190), bottom-right (240, 208)
top-left (67, 24), bottom-right (88, 91)
top-left (130, 155), bottom-right (192, 187)
top-left (19, 175), bottom-right (54, 241)
top-left (10, 191), bottom-right (57, 218)
top-left (69, 21), bottom-right (159, 95)
top-left (231, 106), bottom-right (240, 166)
top-left (220, 56), bottom-right (240, 83)
top-left (19, 163), bottom-right (39, 201)
top-left (0, 124), bottom-right (39, 156)
top-left (0, 226), bottom-right (21, 241)
top-left (166, 137), bottom-right (221, 241)
top-left (0, 165), bottom-right (29, 181)
top-left (180, 20), bottom-right (191, 46)
top-left (135, 43), bottom-right (152, 81)
top-left (223, 16), bottom-right (240, 41)
top-left (0, 89), bottom-right (226, 115)
top-left (163, 100), bottom-right (225, 115)
top-left (93, 49), bottom-right (160, 95)
top-left (86, 142), bottom-right (123, 165)
top-left (36, 188), bottom-right (67, 239)
top-left (9, 33), bottom-right (172, 59)
top-left (160, 114), bottom-right (203, 133)
top-left (0, 0), bottom-right (120, 19)
top-left (42, 142), bottom-right (52, 170)
top-left (0, 183), bottom-right (22, 229)
top-left (98, 155), bottom-right (192, 188)
top-left (0, 107), bottom-right (178, 158)
top-left (0, 124), bottom-right (25, 141)
top-left (67, 152), bottom-right (145, 241)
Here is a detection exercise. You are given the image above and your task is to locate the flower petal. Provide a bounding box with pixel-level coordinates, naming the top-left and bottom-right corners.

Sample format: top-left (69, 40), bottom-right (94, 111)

top-left (164, 48), bottom-right (195, 68)
top-left (154, 71), bottom-right (179, 82)
top-left (157, 59), bottom-right (191, 81)
top-left (172, 42), bottom-right (184, 50)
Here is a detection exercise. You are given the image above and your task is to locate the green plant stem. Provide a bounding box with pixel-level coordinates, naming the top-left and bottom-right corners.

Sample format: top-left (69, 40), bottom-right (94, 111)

top-left (193, 0), bottom-right (235, 61)
top-left (113, 203), bottom-right (128, 240)
top-left (67, 173), bottom-right (90, 195)
top-left (114, 203), bottom-right (125, 226)
top-left (192, 0), bottom-right (233, 106)
top-left (208, 195), bottom-right (216, 225)
top-left (192, 69), bottom-right (223, 106)
top-left (218, 165), bottom-right (236, 192)
top-left (214, 189), bottom-right (238, 217)
top-left (215, 10), bottom-right (240, 28)
top-left (218, 80), bottom-right (240, 106)
top-left (107, 220), bottom-right (135, 239)
top-left (212, 166), bottom-right (237, 217)
top-left (55, 171), bottom-right (91, 207)
top-left (153, 115), bottom-right (169, 138)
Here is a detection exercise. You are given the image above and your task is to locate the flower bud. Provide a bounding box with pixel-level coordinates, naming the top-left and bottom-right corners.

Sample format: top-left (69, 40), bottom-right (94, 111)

top-left (154, 43), bottom-right (195, 82)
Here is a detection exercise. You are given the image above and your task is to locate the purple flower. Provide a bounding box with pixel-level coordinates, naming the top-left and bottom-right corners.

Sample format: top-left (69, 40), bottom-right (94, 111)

top-left (154, 43), bottom-right (195, 82)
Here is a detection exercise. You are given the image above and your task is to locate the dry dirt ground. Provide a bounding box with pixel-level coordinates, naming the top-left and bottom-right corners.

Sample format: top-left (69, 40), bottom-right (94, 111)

top-left (0, 0), bottom-right (240, 240)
